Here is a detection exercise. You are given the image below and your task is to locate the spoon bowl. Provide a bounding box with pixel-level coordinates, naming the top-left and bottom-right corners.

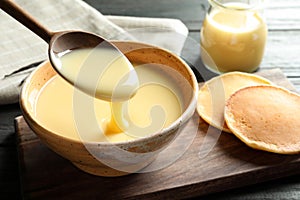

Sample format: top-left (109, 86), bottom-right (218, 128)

top-left (49, 31), bottom-right (139, 101)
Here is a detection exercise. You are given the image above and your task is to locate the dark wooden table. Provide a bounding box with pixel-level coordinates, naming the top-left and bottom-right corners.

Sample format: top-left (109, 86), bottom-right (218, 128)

top-left (1, 0), bottom-right (300, 199)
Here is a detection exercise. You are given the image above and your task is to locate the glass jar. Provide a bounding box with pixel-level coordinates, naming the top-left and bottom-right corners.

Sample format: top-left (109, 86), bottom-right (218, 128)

top-left (200, 0), bottom-right (268, 73)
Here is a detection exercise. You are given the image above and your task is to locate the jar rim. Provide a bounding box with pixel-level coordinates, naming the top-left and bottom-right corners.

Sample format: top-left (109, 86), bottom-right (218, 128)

top-left (208, 0), bottom-right (264, 11)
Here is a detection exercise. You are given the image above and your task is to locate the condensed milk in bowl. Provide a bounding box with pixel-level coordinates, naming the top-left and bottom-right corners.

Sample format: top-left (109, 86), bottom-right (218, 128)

top-left (200, 0), bottom-right (268, 73)
top-left (20, 41), bottom-right (198, 176)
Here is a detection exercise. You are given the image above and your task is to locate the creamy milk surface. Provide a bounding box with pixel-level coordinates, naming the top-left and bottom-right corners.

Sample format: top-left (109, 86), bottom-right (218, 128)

top-left (201, 2), bottom-right (267, 73)
top-left (34, 63), bottom-right (183, 143)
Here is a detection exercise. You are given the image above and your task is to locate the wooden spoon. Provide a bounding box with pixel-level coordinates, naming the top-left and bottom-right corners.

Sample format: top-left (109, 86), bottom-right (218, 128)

top-left (0, 0), bottom-right (138, 101)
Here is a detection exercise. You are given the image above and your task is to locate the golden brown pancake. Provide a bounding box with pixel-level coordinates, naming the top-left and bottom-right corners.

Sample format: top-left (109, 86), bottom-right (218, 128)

top-left (197, 72), bottom-right (272, 132)
top-left (225, 85), bottom-right (300, 154)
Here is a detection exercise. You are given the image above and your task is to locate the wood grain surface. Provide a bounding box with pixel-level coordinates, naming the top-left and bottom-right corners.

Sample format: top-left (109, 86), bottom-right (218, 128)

top-left (86, 0), bottom-right (300, 90)
top-left (15, 69), bottom-right (300, 199)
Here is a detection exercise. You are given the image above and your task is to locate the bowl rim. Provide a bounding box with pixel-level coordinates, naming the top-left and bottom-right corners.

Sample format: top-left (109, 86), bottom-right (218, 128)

top-left (20, 41), bottom-right (199, 147)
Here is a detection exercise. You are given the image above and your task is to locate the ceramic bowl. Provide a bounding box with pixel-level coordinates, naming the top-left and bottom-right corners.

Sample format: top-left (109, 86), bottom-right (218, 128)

top-left (20, 41), bottom-right (198, 176)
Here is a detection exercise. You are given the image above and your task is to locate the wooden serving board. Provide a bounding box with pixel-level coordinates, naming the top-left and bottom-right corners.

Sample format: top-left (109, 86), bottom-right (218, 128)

top-left (16, 69), bottom-right (300, 199)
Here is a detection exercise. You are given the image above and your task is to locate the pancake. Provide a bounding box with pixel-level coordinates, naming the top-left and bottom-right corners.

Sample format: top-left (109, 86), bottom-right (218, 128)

top-left (225, 85), bottom-right (300, 154)
top-left (197, 72), bottom-right (272, 132)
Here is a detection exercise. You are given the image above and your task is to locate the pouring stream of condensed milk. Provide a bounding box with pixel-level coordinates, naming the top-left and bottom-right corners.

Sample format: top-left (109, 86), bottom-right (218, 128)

top-left (0, 0), bottom-right (138, 101)
top-left (0, 0), bottom-right (139, 132)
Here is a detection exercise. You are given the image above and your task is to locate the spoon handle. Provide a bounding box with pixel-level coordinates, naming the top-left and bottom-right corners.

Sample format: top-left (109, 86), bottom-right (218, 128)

top-left (0, 0), bottom-right (53, 43)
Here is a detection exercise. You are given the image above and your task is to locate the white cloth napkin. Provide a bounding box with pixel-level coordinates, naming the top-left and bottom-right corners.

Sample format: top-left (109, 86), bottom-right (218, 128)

top-left (0, 0), bottom-right (188, 105)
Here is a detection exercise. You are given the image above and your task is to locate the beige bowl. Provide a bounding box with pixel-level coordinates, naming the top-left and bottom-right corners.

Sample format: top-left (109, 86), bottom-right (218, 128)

top-left (20, 41), bottom-right (198, 177)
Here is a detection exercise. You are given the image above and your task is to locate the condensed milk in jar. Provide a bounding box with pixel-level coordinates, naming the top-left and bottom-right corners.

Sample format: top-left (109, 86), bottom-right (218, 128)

top-left (200, 0), bottom-right (268, 73)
